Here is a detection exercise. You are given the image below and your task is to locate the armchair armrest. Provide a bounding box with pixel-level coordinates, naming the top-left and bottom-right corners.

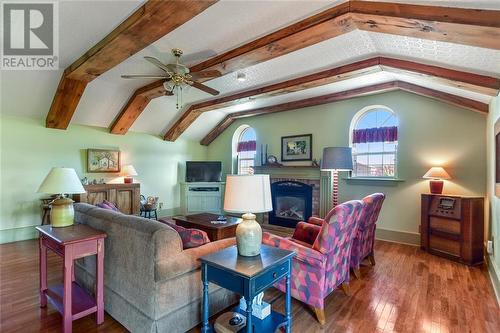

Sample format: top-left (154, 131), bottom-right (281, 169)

top-left (155, 237), bottom-right (236, 282)
top-left (308, 216), bottom-right (324, 226)
top-left (292, 221), bottom-right (321, 246)
top-left (262, 232), bottom-right (325, 269)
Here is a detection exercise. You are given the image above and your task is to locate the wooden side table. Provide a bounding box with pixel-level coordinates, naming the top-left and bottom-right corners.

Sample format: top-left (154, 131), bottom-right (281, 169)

top-left (36, 224), bottom-right (107, 333)
top-left (199, 245), bottom-right (295, 333)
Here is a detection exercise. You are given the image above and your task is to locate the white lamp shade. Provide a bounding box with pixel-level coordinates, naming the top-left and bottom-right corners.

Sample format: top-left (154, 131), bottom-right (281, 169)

top-left (423, 167), bottom-right (451, 179)
top-left (320, 147), bottom-right (353, 171)
top-left (224, 174), bottom-right (272, 213)
top-left (37, 167), bottom-right (86, 194)
top-left (121, 164), bottom-right (138, 176)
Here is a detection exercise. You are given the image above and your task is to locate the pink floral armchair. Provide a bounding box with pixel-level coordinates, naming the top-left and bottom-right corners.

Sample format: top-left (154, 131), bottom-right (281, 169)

top-left (262, 200), bottom-right (364, 325)
top-left (350, 193), bottom-right (385, 278)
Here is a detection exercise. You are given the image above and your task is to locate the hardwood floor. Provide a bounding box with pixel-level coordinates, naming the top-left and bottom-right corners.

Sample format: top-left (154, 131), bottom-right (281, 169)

top-left (1, 239), bottom-right (498, 333)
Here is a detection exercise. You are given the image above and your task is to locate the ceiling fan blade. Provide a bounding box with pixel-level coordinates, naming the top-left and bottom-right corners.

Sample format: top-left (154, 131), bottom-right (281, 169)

top-left (144, 56), bottom-right (172, 73)
top-left (121, 74), bottom-right (170, 79)
top-left (190, 70), bottom-right (222, 80)
top-left (188, 81), bottom-right (220, 96)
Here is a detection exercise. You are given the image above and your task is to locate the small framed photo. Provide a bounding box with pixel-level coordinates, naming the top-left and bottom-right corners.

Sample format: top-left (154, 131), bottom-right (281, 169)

top-left (281, 134), bottom-right (312, 162)
top-left (87, 149), bottom-right (121, 173)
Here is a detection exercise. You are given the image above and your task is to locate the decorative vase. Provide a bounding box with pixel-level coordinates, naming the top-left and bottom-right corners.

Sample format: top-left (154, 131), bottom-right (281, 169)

top-left (236, 213), bottom-right (262, 256)
top-left (50, 197), bottom-right (75, 227)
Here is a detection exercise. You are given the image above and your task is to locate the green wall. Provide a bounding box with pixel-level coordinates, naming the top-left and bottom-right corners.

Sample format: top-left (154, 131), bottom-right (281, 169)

top-left (487, 93), bottom-right (500, 300)
top-left (207, 90), bottom-right (487, 243)
top-left (0, 115), bottom-right (207, 243)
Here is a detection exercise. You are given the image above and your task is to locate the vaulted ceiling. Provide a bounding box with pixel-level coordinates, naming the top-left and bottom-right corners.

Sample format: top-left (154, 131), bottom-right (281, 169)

top-left (2, 0), bottom-right (500, 144)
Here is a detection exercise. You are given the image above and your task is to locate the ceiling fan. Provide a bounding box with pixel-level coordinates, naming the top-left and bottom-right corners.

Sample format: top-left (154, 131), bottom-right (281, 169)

top-left (121, 48), bottom-right (221, 109)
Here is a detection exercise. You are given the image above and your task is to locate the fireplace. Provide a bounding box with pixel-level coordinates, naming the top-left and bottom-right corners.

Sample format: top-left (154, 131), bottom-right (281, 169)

top-left (269, 181), bottom-right (313, 228)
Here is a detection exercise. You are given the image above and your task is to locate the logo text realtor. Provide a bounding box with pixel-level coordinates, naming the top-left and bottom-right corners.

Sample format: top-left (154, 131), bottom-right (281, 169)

top-left (2, 2), bottom-right (59, 70)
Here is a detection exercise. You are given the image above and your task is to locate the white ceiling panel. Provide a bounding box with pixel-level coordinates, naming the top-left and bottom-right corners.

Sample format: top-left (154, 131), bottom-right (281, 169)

top-left (368, 32), bottom-right (500, 76)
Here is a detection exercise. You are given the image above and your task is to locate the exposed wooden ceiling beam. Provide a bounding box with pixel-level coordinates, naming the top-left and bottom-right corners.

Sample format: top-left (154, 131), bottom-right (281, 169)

top-left (396, 81), bottom-right (490, 113)
top-left (351, 14), bottom-right (500, 50)
top-left (349, 1), bottom-right (500, 27)
top-left (110, 81), bottom-right (171, 134)
top-left (165, 57), bottom-right (499, 141)
top-left (51, 0), bottom-right (499, 133)
top-left (200, 81), bottom-right (489, 145)
top-left (111, 1), bottom-right (354, 135)
top-left (45, 0), bottom-right (217, 130)
top-left (157, 3), bottom-right (500, 140)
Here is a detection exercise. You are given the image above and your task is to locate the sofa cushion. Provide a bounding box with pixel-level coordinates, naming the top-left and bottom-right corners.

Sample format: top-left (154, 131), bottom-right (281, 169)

top-left (96, 200), bottom-right (120, 212)
top-left (160, 220), bottom-right (210, 249)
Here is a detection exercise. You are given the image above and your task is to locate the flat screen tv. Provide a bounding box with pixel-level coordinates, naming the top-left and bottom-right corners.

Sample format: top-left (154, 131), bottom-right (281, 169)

top-left (186, 161), bottom-right (222, 182)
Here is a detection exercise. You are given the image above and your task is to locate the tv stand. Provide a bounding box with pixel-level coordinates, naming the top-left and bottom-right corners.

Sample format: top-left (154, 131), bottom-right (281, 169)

top-left (180, 182), bottom-right (224, 215)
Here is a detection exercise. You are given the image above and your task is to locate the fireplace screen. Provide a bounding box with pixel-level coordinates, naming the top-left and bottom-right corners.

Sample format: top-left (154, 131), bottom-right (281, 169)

top-left (269, 181), bottom-right (313, 228)
top-left (275, 196), bottom-right (305, 221)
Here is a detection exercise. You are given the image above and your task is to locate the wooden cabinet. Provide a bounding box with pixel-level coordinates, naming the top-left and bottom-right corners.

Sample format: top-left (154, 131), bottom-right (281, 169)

top-left (421, 194), bottom-right (484, 265)
top-left (73, 183), bottom-right (140, 215)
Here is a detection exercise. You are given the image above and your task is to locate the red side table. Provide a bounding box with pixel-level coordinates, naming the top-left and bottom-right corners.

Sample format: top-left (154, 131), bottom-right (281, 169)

top-left (36, 224), bottom-right (107, 333)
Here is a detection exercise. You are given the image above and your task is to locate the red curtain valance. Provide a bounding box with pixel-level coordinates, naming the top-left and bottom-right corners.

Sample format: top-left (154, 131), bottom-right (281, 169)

top-left (353, 126), bottom-right (398, 144)
top-left (237, 140), bottom-right (257, 152)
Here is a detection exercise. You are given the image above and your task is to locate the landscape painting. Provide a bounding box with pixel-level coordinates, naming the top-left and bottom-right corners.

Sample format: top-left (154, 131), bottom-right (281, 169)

top-left (281, 134), bottom-right (312, 161)
top-left (87, 149), bottom-right (120, 173)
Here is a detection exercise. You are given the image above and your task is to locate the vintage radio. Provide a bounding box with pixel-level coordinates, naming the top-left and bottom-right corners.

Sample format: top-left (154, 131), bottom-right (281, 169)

top-left (420, 194), bottom-right (484, 265)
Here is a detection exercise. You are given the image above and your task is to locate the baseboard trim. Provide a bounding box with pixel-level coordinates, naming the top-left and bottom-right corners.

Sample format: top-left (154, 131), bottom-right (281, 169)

top-left (0, 225), bottom-right (38, 244)
top-left (375, 228), bottom-right (420, 246)
top-left (486, 254), bottom-right (500, 306)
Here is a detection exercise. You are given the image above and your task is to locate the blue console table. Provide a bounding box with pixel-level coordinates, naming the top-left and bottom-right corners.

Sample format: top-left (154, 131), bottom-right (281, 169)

top-left (199, 244), bottom-right (295, 333)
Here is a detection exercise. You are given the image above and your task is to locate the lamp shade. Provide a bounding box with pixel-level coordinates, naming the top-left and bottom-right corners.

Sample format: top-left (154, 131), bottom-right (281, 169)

top-left (121, 164), bottom-right (138, 176)
top-left (37, 167), bottom-right (86, 194)
top-left (320, 147), bottom-right (353, 171)
top-left (224, 175), bottom-right (272, 213)
top-left (423, 167), bottom-right (451, 180)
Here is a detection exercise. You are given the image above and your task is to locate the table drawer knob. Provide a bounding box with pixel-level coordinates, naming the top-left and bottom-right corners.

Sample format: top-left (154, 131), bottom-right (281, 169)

top-left (273, 272), bottom-right (277, 278)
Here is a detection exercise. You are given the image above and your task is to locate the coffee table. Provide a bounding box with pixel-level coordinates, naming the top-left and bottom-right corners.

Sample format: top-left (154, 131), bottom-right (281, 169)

top-left (172, 213), bottom-right (241, 241)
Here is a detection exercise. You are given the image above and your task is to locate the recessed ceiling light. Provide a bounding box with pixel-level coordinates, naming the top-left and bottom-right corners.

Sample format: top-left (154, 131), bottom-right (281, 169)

top-left (237, 72), bottom-right (246, 82)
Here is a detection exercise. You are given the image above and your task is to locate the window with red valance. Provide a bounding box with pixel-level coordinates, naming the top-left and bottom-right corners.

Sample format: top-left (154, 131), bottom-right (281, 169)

top-left (351, 107), bottom-right (398, 178)
top-left (237, 127), bottom-right (257, 175)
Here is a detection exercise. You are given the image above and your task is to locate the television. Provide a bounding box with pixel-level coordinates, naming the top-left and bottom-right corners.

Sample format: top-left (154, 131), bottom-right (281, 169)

top-left (186, 161), bottom-right (222, 182)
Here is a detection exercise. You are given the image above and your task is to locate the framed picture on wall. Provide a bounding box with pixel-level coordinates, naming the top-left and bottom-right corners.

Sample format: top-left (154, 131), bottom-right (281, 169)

top-left (495, 118), bottom-right (500, 197)
top-left (87, 149), bottom-right (121, 173)
top-left (281, 134), bottom-right (312, 161)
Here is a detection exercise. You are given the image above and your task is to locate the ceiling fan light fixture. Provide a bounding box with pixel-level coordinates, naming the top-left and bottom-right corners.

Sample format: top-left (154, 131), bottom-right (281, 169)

top-left (163, 80), bottom-right (174, 92)
top-left (236, 72), bottom-right (246, 82)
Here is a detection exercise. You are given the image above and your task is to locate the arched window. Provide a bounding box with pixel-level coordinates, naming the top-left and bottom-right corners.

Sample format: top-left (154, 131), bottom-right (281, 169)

top-left (233, 125), bottom-right (257, 175)
top-left (350, 106), bottom-right (398, 178)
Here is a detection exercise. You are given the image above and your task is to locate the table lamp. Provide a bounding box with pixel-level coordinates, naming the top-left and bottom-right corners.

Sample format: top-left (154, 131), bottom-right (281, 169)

top-left (121, 164), bottom-right (138, 183)
top-left (321, 147), bottom-right (353, 208)
top-left (224, 174), bottom-right (272, 256)
top-left (37, 167), bottom-right (86, 227)
top-left (423, 166), bottom-right (451, 194)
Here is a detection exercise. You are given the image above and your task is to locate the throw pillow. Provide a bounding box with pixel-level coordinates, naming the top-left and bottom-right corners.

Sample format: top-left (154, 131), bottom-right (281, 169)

top-left (96, 201), bottom-right (120, 212)
top-left (161, 220), bottom-right (210, 249)
top-left (103, 200), bottom-right (120, 212)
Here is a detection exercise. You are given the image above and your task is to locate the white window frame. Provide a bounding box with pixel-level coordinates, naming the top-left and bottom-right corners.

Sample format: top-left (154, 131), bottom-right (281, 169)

top-left (349, 105), bottom-right (399, 179)
top-left (232, 125), bottom-right (256, 175)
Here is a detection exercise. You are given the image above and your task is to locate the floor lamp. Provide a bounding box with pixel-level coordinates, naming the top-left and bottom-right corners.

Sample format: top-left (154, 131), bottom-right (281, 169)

top-left (320, 147), bottom-right (353, 208)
